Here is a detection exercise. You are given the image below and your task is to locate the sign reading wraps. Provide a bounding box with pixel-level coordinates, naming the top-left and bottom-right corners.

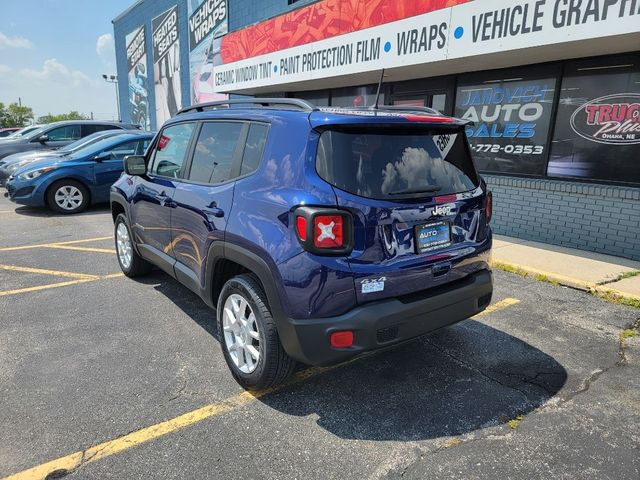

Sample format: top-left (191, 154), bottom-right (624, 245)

top-left (455, 78), bottom-right (556, 175)
top-left (188, 0), bottom-right (228, 104)
top-left (125, 26), bottom-right (150, 130)
top-left (211, 0), bottom-right (640, 93)
top-left (152, 5), bottom-right (182, 129)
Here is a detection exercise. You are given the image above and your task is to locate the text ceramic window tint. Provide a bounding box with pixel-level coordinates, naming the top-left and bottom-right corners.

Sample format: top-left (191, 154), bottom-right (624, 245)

top-left (241, 124), bottom-right (268, 176)
top-left (151, 123), bottom-right (196, 178)
top-left (189, 122), bottom-right (244, 184)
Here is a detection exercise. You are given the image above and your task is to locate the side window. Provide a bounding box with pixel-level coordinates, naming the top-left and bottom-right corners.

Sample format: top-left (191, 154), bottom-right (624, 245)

top-left (241, 123), bottom-right (269, 176)
top-left (81, 125), bottom-right (99, 136)
top-left (47, 125), bottom-right (81, 141)
top-left (188, 122), bottom-right (244, 184)
top-left (150, 123), bottom-right (196, 178)
top-left (108, 139), bottom-right (144, 160)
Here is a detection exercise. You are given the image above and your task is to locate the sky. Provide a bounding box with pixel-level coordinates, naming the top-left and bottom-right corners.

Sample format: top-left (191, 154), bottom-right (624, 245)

top-left (0, 0), bottom-right (135, 121)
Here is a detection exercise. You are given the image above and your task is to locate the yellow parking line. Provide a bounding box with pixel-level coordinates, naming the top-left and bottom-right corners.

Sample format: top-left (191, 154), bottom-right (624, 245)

top-left (0, 237), bottom-right (112, 252)
top-left (0, 265), bottom-right (99, 280)
top-left (0, 278), bottom-right (96, 297)
top-left (473, 297), bottom-right (520, 318)
top-left (0, 272), bottom-right (124, 297)
top-left (45, 245), bottom-right (115, 254)
top-left (2, 298), bottom-right (519, 480)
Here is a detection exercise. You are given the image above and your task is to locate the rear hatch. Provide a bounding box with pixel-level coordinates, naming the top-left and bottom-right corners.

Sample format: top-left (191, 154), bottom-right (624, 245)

top-left (314, 121), bottom-right (491, 304)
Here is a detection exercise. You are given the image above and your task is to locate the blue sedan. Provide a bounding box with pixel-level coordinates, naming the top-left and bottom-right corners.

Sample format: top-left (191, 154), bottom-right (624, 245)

top-left (6, 131), bottom-right (154, 214)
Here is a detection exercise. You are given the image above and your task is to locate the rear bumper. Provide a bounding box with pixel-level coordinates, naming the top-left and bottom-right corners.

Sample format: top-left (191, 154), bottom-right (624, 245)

top-left (279, 269), bottom-right (493, 366)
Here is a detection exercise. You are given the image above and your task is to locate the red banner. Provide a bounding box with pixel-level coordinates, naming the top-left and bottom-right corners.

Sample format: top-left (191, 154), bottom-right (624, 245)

top-left (221, 0), bottom-right (472, 63)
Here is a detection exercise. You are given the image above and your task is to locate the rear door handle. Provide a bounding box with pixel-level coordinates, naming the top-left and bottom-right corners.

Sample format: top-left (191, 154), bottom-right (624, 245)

top-left (205, 201), bottom-right (224, 218)
top-left (204, 207), bottom-right (224, 218)
top-left (155, 191), bottom-right (176, 208)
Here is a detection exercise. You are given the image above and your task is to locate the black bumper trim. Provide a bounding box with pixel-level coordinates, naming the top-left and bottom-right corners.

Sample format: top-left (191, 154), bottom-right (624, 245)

top-left (279, 269), bottom-right (493, 366)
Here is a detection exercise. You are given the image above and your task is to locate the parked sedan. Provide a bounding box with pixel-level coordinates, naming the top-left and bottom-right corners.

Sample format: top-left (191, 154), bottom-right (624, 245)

top-left (0, 120), bottom-right (140, 161)
top-left (5, 131), bottom-right (154, 214)
top-left (0, 130), bottom-right (139, 186)
top-left (0, 128), bottom-right (21, 138)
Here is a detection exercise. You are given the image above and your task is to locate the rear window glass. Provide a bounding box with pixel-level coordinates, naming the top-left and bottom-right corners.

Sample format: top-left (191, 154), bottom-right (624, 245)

top-left (316, 129), bottom-right (478, 199)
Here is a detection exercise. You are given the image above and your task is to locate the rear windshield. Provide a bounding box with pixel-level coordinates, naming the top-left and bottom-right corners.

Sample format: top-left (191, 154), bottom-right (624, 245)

top-left (316, 128), bottom-right (479, 199)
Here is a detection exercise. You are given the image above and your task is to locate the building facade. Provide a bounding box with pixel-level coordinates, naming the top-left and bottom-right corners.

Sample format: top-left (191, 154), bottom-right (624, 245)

top-left (113, 0), bottom-right (640, 260)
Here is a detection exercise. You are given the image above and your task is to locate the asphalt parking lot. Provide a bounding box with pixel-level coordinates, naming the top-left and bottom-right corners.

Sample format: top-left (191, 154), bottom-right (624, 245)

top-left (0, 193), bottom-right (639, 480)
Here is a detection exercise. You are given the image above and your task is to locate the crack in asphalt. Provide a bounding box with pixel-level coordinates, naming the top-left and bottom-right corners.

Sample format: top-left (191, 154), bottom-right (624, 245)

top-left (422, 337), bottom-right (547, 406)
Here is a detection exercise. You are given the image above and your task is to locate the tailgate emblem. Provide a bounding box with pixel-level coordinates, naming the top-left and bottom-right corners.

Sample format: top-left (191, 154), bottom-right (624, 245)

top-left (431, 203), bottom-right (455, 216)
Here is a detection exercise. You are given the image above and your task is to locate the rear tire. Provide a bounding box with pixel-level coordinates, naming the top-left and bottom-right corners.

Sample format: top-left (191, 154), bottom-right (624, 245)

top-left (217, 274), bottom-right (296, 390)
top-left (114, 213), bottom-right (151, 277)
top-left (47, 179), bottom-right (89, 214)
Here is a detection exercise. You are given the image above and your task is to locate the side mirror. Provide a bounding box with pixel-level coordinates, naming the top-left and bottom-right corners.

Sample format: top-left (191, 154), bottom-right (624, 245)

top-left (37, 134), bottom-right (49, 143)
top-left (93, 151), bottom-right (111, 162)
top-left (124, 155), bottom-right (146, 176)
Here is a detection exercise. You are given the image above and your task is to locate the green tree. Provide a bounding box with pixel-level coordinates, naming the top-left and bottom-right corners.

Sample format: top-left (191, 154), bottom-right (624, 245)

top-left (1, 103), bottom-right (34, 127)
top-left (38, 111), bottom-right (89, 123)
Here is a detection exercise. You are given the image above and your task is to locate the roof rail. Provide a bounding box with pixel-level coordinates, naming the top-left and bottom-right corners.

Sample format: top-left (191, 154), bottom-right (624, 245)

top-left (177, 98), bottom-right (317, 115)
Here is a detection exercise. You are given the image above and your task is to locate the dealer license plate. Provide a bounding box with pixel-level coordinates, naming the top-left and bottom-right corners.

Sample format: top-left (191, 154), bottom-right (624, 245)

top-left (415, 221), bottom-right (452, 254)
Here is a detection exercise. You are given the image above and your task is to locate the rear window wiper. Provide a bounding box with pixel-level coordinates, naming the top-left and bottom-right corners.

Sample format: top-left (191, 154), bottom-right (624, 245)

top-left (389, 185), bottom-right (442, 195)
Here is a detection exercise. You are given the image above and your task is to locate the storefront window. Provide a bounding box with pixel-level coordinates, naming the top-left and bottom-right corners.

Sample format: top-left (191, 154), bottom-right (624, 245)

top-left (548, 58), bottom-right (640, 184)
top-left (331, 85), bottom-right (383, 108)
top-left (290, 89), bottom-right (329, 106)
top-left (455, 76), bottom-right (556, 175)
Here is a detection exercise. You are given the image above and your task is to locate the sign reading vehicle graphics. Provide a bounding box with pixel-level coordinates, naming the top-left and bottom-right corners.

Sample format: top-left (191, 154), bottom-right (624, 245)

top-left (211, 0), bottom-right (640, 93)
top-left (125, 26), bottom-right (150, 130)
top-left (152, 6), bottom-right (182, 129)
top-left (188, 0), bottom-right (228, 104)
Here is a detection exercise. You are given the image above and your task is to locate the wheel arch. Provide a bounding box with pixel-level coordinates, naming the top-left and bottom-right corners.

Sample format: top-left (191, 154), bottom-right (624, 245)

top-left (204, 243), bottom-right (286, 323)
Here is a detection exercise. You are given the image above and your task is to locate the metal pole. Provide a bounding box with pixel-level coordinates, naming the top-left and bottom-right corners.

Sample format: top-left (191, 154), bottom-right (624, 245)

top-left (114, 81), bottom-right (121, 122)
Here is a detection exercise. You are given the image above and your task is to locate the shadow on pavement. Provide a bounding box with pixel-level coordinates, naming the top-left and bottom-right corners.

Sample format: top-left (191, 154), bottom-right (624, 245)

top-left (137, 271), bottom-right (567, 441)
top-left (13, 203), bottom-right (111, 218)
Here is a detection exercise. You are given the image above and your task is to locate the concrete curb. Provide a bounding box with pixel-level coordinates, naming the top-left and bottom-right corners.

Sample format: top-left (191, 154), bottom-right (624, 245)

top-left (490, 261), bottom-right (640, 307)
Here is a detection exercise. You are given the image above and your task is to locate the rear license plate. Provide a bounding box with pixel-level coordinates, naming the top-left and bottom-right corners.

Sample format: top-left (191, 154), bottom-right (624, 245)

top-left (415, 221), bottom-right (452, 254)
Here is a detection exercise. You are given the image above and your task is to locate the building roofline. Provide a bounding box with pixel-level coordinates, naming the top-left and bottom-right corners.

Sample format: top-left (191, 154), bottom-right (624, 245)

top-left (112, 0), bottom-right (145, 24)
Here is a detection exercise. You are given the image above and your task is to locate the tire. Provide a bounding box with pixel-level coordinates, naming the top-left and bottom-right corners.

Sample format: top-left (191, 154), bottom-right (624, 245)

top-left (114, 213), bottom-right (152, 277)
top-left (217, 274), bottom-right (296, 390)
top-left (47, 179), bottom-right (90, 214)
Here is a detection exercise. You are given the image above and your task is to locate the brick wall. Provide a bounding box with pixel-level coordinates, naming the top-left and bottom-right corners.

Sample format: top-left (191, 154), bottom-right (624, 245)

top-left (484, 175), bottom-right (640, 261)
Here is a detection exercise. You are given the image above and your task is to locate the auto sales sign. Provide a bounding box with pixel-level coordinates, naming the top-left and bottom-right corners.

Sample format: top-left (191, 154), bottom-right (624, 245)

top-left (571, 94), bottom-right (640, 145)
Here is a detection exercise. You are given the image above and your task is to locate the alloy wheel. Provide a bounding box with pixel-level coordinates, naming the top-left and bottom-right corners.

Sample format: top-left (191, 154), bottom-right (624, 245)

top-left (116, 222), bottom-right (133, 269)
top-left (54, 185), bottom-right (83, 211)
top-left (222, 293), bottom-right (261, 374)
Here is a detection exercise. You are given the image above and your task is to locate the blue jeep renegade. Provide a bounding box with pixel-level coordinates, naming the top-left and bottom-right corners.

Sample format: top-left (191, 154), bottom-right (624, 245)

top-left (111, 99), bottom-right (493, 390)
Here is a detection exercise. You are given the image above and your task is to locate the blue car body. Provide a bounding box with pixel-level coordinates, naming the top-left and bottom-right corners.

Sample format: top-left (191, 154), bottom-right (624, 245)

top-left (110, 101), bottom-right (493, 368)
top-left (6, 131), bottom-right (154, 208)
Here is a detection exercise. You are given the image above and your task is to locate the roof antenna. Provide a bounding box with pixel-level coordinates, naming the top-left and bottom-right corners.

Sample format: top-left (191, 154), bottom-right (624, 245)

top-left (373, 69), bottom-right (385, 110)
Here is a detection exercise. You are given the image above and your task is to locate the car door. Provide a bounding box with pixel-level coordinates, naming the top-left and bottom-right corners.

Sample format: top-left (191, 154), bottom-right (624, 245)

top-left (93, 138), bottom-right (150, 202)
top-left (129, 122), bottom-right (197, 271)
top-left (171, 120), bottom-right (249, 292)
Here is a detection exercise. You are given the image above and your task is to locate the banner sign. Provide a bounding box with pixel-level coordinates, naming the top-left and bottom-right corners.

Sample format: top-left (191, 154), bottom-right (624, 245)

top-left (188, 0), bottom-right (228, 104)
top-left (125, 26), bottom-right (150, 129)
top-left (455, 79), bottom-right (556, 175)
top-left (152, 5), bottom-right (182, 129)
top-left (211, 0), bottom-right (640, 92)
